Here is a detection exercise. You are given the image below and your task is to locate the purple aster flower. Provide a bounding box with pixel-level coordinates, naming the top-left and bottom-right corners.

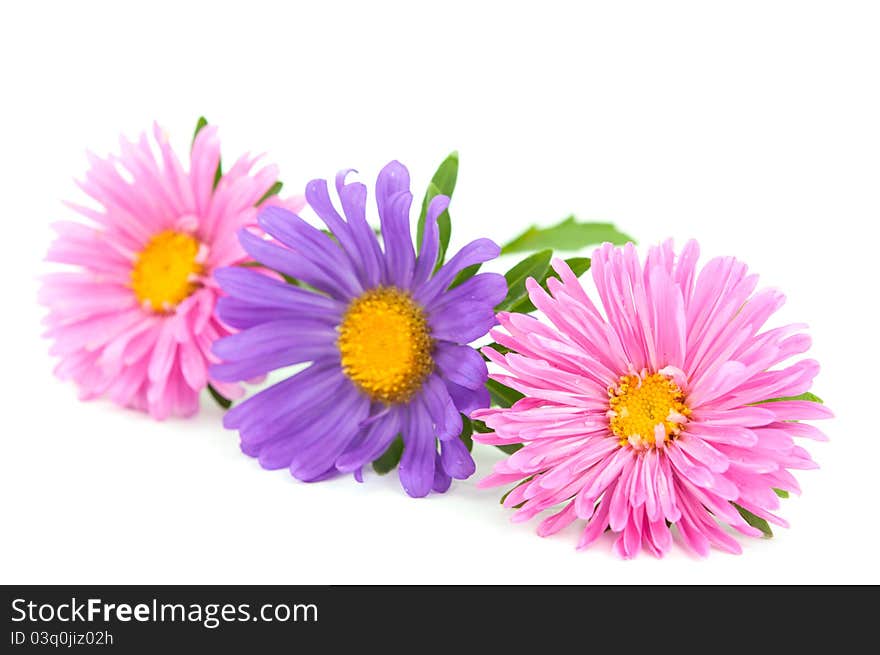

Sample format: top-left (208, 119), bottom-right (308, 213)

top-left (210, 161), bottom-right (506, 496)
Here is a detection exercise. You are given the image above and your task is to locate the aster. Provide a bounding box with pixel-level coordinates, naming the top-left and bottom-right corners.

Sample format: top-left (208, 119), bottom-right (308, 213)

top-left (473, 241), bottom-right (831, 557)
top-left (211, 160), bottom-right (508, 496)
top-left (41, 118), bottom-right (303, 419)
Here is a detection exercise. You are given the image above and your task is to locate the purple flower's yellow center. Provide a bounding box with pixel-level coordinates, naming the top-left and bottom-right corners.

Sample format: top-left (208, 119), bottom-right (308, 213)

top-left (131, 230), bottom-right (203, 311)
top-left (608, 371), bottom-right (690, 449)
top-left (338, 287), bottom-right (434, 404)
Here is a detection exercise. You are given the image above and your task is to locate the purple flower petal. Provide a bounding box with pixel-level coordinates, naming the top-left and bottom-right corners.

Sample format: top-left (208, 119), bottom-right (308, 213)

top-left (335, 406), bottom-right (401, 472)
top-left (252, 381), bottom-right (350, 468)
top-left (214, 266), bottom-right (346, 313)
top-left (304, 467), bottom-right (343, 483)
top-left (240, 373), bottom-right (348, 453)
top-left (375, 161), bottom-right (415, 287)
top-left (304, 178), bottom-right (361, 263)
top-left (411, 194), bottom-right (448, 287)
top-left (258, 206), bottom-right (363, 296)
top-left (210, 321), bottom-right (337, 382)
top-left (212, 320), bottom-right (335, 360)
top-left (375, 160), bottom-right (410, 224)
top-left (224, 360), bottom-right (340, 430)
top-left (426, 272), bottom-right (507, 314)
top-left (216, 296), bottom-right (341, 330)
top-left (414, 238), bottom-right (501, 305)
top-left (445, 378), bottom-right (491, 416)
top-left (307, 176), bottom-right (385, 290)
top-left (398, 402), bottom-right (436, 498)
top-left (440, 435), bottom-right (476, 480)
top-left (433, 342), bottom-right (489, 390)
top-left (381, 191), bottom-right (415, 286)
top-left (432, 452), bottom-right (452, 493)
top-left (420, 374), bottom-right (462, 441)
top-left (289, 385), bottom-right (371, 481)
top-left (336, 170), bottom-right (384, 288)
top-left (237, 228), bottom-right (357, 300)
top-left (430, 304), bottom-right (498, 344)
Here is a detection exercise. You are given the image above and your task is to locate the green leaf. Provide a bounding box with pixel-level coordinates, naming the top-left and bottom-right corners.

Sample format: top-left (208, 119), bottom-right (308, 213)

top-left (417, 152), bottom-right (458, 267)
top-left (483, 342), bottom-right (513, 358)
top-left (487, 379), bottom-right (524, 408)
top-left (449, 255), bottom-right (587, 297)
top-left (192, 116), bottom-right (222, 189)
top-left (471, 419), bottom-right (492, 433)
top-left (434, 208), bottom-right (452, 272)
top-left (192, 116), bottom-right (208, 146)
top-left (507, 256), bottom-right (593, 313)
top-left (372, 436), bottom-right (404, 475)
top-left (480, 368), bottom-right (525, 454)
top-left (563, 257), bottom-right (592, 277)
top-left (319, 228), bottom-right (340, 244)
top-left (496, 249), bottom-right (552, 313)
top-left (501, 216), bottom-right (633, 255)
top-left (449, 263), bottom-right (481, 289)
top-left (256, 181), bottom-right (283, 207)
top-left (458, 416), bottom-right (474, 452)
top-left (774, 488), bottom-right (790, 499)
top-left (757, 392), bottom-right (824, 404)
top-left (237, 261), bottom-right (299, 286)
top-left (733, 503), bottom-right (773, 538)
top-left (472, 424), bottom-right (526, 458)
top-left (499, 475), bottom-right (532, 507)
top-left (499, 487), bottom-right (516, 506)
top-left (207, 383), bottom-right (232, 410)
top-left (213, 164), bottom-right (222, 190)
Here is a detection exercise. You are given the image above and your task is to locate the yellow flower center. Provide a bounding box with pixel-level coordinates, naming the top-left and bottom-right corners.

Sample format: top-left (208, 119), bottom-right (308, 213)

top-left (131, 230), bottom-right (203, 311)
top-left (608, 371), bottom-right (690, 449)
top-left (338, 287), bottom-right (434, 404)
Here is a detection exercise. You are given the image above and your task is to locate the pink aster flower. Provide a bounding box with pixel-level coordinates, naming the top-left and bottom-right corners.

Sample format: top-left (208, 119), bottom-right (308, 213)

top-left (473, 240), bottom-right (831, 558)
top-left (41, 122), bottom-right (304, 419)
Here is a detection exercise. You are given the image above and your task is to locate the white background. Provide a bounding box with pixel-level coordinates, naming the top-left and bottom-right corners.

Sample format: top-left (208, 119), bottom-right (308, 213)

top-left (1, 1), bottom-right (878, 584)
